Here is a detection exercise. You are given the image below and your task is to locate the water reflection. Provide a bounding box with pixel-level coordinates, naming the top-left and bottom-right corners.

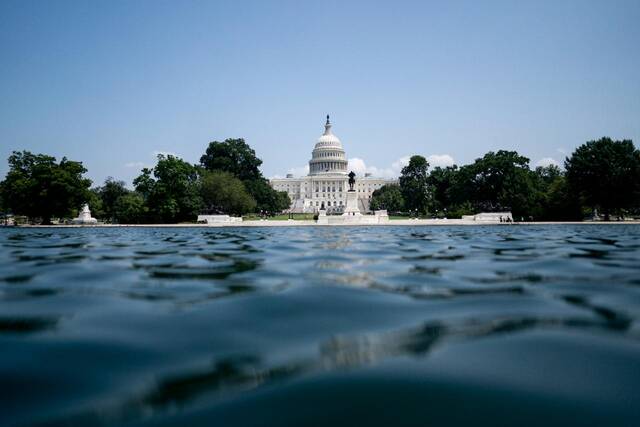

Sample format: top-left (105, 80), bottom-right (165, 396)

top-left (28, 308), bottom-right (637, 425)
top-left (0, 316), bottom-right (59, 333)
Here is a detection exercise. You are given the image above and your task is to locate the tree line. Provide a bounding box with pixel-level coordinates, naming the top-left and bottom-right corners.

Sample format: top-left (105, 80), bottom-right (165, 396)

top-left (1, 136), bottom-right (638, 223)
top-left (0, 139), bottom-right (290, 224)
top-left (370, 137), bottom-right (640, 221)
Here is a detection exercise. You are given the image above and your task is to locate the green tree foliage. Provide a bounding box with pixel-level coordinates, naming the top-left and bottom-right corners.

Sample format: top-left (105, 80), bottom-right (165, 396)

top-left (244, 178), bottom-right (291, 215)
top-left (200, 138), bottom-right (263, 182)
top-left (96, 178), bottom-right (129, 222)
top-left (200, 170), bottom-right (256, 215)
top-left (370, 184), bottom-right (405, 212)
top-left (531, 165), bottom-right (581, 221)
top-left (0, 151), bottom-right (91, 224)
top-left (427, 166), bottom-right (458, 211)
top-left (133, 155), bottom-right (202, 223)
top-left (451, 150), bottom-right (536, 218)
top-left (535, 164), bottom-right (562, 185)
top-left (399, 155), bottom-right (431, 214)
top-left (200, 139), bottom-right (290, 214)
top-left (565, 137), bottom-right (640, 220)
top-left (114, 192), bottom-right (147, 224)
top-left (0, 187), bottom-right (5, 213)
top-left (89, 177), bottom-right (151, 224)
top-left (543, 175), bottom-right (582, 221)
top-left (86, 188), bottom-right (105, 219)
top-left (0, 185), bottom-right (7, 224)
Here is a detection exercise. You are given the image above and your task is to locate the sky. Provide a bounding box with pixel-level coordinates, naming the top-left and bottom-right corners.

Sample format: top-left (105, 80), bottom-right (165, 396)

top-left (1, 0), bottom-right (639, 185)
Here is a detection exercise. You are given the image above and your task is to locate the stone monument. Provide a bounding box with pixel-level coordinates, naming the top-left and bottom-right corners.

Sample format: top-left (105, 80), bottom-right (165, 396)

top-left (72, 204), bottom-right (98, 225)
top-left (342, 171), bottom-right (362, 217)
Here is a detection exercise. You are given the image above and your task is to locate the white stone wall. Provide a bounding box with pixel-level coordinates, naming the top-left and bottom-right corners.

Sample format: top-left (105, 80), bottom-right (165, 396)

top-left (270, 175), bottom-right (396, 212)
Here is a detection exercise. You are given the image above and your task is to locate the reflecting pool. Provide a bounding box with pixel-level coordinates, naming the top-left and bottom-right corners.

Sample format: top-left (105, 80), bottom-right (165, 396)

top-left (1, 225), bottom-right (639, 426)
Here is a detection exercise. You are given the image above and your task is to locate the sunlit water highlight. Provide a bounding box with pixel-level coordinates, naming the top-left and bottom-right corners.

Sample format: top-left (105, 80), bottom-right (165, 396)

top-left (1, 225), bottom-right (640, 426)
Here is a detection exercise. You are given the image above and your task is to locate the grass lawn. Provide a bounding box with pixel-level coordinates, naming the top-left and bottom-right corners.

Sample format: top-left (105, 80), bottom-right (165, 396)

top-left (243, 213), bottom-right (315, 221)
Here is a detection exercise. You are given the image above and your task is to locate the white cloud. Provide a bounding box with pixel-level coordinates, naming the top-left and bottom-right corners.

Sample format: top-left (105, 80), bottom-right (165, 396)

top-left (347, 155), bottom-right (411, 179)
top-left (391, 156), bottom-right (411, 172)
top-left (125, 150), bottom-right (180, 171)
top-left (124, 161), bottom-right (147, 169)
top-left (348, 157), bottom-right (396, 178)
top-left (534, 157), bottom-right (561, 168)
top-left (347, 158), bottom-right (368, 175)
top-left (288, 164), bottom-right (310, 177)
top-left (427, 154), bottom-right (455, 168)
top-left (347, 154), bottom-right (454, 178)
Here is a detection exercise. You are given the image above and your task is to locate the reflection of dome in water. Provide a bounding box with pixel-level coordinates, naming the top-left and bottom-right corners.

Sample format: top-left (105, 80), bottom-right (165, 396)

top-left (309, 115), bottom-right (348, 176)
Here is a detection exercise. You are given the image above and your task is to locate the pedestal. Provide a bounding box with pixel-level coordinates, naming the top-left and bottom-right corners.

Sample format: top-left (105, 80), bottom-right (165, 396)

top-left (317, 209), bottom-right (328, 225)
top-left (342, 191), bottom-right (361, 217)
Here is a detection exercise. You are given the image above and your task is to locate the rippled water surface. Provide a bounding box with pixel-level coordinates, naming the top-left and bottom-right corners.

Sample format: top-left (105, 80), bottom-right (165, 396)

top-left (1, 225), bottom-right (640, 426)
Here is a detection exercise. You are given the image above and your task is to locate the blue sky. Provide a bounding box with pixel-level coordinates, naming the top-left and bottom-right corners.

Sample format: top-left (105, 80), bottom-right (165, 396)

top-left (1, 0), bottom-right (639, 185)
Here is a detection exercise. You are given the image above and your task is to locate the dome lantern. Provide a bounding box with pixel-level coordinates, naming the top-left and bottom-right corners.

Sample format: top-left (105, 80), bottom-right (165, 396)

top-left (308, 115), bottom-right (348, 176)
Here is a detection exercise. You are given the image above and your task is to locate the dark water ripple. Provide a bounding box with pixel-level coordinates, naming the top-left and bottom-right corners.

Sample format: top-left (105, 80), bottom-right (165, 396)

top-left (1, 225), bottom-right (640, 426)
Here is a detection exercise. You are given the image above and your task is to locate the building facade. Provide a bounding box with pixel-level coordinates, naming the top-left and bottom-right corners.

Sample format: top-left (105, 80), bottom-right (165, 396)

top-left (270, 116), bottom-right (397, 213)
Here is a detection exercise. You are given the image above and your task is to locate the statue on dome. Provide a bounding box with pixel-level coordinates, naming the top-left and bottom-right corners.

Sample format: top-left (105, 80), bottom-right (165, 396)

top-left (348, 171), bottom-right (356, 191)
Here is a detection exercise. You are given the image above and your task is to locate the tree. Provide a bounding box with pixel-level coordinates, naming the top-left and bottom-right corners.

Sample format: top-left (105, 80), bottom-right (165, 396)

top-left (535, 164), bottom-right (562, 186)
top-left (133, 155), bottom-right (202, 223)
top-left (86, 188), bottom-right (105, 219)
top-left (200, 138), bottom-right (263, 182)
top-left (133, 168), bottom-right (155, 201)
top-left (529, 164), bottom-right (582, 221)
top-left (244, 178), bottom-right (291, 215)
top-left (200, 170), bottom-right (256, 215)
top-left (427, 166), bottom-right (458, 211)
top-left (542, 175), bottom-right (583, 221)
top-left (275, 190), bottom-right (292, 214)
top-left (0, 151), bottom-right (92, 224)
top-left (0, 185), bottom-right (7, 224)
top-left (450, 150), bottom-right (536, 218)
top-left (96, 177), bottom-right (129, 222)
top-left (399, 155), bottom-right (431, 214)
top-left (114, 192), bottom-right (147, 224)
top-left (89, 177), bottom-right (149, 224)
top-left (199, 138), bottom-right (291, 214)
top-left (565, 137), bottom-right (640, 220)
top-left (370, 184), bottom-right (405, 212)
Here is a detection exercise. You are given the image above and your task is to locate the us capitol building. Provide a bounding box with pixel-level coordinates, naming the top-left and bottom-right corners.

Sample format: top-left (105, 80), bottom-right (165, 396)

top-left (270, 116), bottom-right (396, 213)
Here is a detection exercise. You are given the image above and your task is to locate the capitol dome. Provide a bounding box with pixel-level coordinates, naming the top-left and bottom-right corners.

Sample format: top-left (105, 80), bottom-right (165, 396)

top-left (314, 116), bottom-right (342, 148)
top-left (309, 115), bottom-right (348, 176)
